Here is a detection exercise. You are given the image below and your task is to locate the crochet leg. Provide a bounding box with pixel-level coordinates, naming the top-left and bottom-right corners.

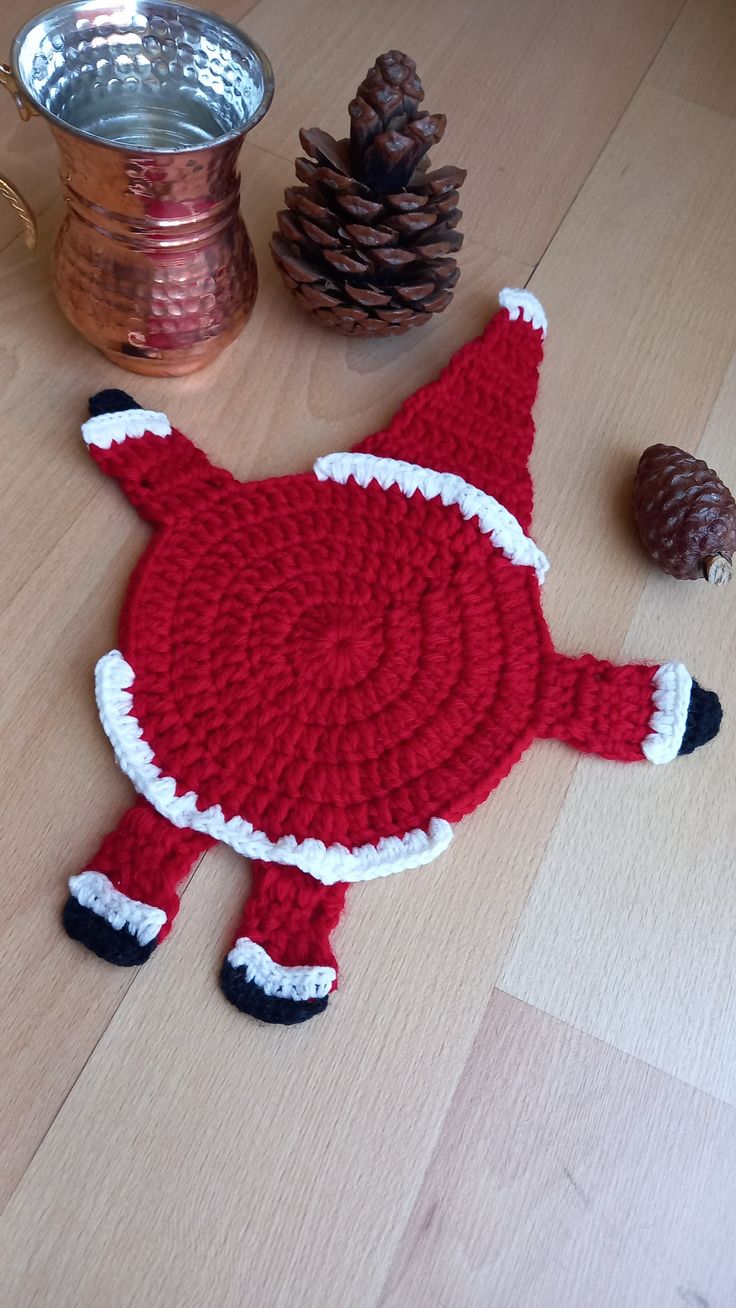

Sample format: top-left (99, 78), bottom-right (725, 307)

top-left (63, 796), bottom-right (213, 966)
top-left (220, 860), bottom-right (348, 1025)
top-left (537, 652), bottom-right (721, 763)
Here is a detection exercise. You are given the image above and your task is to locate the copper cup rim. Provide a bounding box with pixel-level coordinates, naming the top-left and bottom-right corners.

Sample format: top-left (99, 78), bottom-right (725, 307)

top-left (10, 0), bottom-right (274, 156)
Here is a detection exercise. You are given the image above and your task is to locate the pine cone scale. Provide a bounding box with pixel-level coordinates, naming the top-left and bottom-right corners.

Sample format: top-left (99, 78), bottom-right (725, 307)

top-left (284, 189), bottom-right (332, 221)
top-left (300, 219), bottom-right (341, 248)
top-left (323, 250), bottom-right (372, 274)
top-left (336, 195), bottom-right (384, 219)
top-left (384, 211), bottom-right (436, 234)
top-left (385, 192), bottom-right (427, 212)
top-left (344, 284), bottom-right (392, 306)
top-left (341, 223), bottom-right (397, 248)
top-left (369, 248), bottom-right (416, 270)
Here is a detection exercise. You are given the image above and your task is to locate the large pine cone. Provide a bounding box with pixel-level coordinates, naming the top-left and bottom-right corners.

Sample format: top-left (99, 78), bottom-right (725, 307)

top-left (633, 444), bottom-right (736, 584)
top-left (271, 51), bottom-right (466, 336)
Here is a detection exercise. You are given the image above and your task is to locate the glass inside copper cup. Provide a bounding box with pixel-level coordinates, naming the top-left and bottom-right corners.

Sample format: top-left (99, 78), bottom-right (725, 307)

top-left (13, 0), bottom-right (273, 149)
top-left (1, 1), bottom-right (274, 374)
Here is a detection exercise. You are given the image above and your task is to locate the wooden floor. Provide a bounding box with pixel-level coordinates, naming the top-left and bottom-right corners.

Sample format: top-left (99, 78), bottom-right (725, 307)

top-left (1, 1), bottom-right (735, 1304)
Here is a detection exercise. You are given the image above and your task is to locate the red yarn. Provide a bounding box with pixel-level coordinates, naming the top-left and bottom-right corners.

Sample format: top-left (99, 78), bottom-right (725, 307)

top-left (67, 295), bottom-right (714, 1010)
top-left (88, 795), bottom-right (211, 941)
top-left (119, 476), bottom-right (551, 849)
top-left (355, 307), bottom-right (543, 529)
top-left (538, 653), bottom-right (658, 761)
top-left (235, 861), bottom-right (347, 977)
top-left (94, 428), bottom-right (235, 525)
top-left (90, 800), bottom-right (344, 978)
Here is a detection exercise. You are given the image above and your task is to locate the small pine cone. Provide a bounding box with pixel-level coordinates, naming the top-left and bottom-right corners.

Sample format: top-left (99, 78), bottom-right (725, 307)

top-left (633, 444), bottom-right (736, 584)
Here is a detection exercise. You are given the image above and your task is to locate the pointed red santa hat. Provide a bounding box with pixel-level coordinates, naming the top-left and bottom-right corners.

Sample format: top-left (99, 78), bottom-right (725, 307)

top-left (352, 286), bottom-right (546, 529)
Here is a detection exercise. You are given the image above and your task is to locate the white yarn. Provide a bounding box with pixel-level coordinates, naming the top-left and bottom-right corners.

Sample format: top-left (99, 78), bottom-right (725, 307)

top-left (498, 287), bottom-right (548, 338)
top-left (82, 409), bottom-right (172, 449)
top-left (95, 650), bottom-right (454, 884)
top-left (642, 662), bottom-right (692, 764)
top-left (227, 937), bottom-right (336, 1001)
top-left (68, 870), bottom-right (167, 946)
top-left (313, 453), bottom-right (549, 583)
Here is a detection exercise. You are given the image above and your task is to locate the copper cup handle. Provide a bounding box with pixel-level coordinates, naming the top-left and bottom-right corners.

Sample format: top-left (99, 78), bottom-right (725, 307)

top-left (0, 62), bottom-right (37, 250)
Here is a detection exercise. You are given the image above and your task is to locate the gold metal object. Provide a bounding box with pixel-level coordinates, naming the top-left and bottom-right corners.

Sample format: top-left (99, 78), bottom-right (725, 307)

top-left (0, 61), bottom-right (32, 121)
top-left (0, 61), bottom-right (37, 249)
top-left (2, 2), bottom-right (274, 375)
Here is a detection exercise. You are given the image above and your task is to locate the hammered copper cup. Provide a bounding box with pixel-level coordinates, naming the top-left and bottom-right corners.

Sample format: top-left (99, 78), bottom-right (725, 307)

top-left (0, 1), bottom-right (274, 375)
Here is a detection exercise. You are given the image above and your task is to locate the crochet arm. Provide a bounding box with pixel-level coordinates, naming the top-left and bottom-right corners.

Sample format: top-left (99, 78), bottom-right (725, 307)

top-left (537, 652), bottom-right (721, 763)
top-left (82, 388), bottom-right (234, 526)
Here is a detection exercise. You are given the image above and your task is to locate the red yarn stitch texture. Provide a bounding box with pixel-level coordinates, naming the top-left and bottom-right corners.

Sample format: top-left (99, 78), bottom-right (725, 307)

top-left (69, 297), bottom-right (712, 1004)
top-left (121, 472), bottom-right (551, 850)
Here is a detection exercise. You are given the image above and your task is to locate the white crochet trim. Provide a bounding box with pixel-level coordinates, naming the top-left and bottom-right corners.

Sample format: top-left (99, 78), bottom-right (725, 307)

top-left (642, 662), bottom-right (692, 764)
top-left (498, 286), bottom-right (548, 338)
top-left (68, 870), bottom-right (167, 946)
top-left (95, 650), bottom-right (454, 885)
top-left (314, 453), bottom-right (549, 583)
top-left (227, 938), bottom-right (336, 1001)
top-left (82, 409), bottom-right (172, 449)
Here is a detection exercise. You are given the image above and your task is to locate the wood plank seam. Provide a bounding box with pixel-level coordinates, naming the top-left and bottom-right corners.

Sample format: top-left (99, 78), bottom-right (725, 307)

top-left (494, 985), bottom-right (736, 1109)
top-left (527, 0), bottom-right (689, 277)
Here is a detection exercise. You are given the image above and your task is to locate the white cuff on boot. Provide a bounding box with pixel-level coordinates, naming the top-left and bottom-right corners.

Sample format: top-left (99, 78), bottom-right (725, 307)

top-left (642, 662), bottom-right (692, 764)
top-left (68, 871), bottom-right (167, 946)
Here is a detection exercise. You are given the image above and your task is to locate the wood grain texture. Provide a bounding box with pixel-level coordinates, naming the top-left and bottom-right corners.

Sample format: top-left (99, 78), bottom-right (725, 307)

top-left (381, 991), bottom-right (736, 1308)
top-left (244, 0), bottom-right (684, 264)
top-left (1, 0), bottom-right (735, 1304)
top-left (0, 833), bottom-right (570, 1308)
top-left (526, 85), bottom-right (736, 654)
top-left (500, 90), bottom-right (736, 1105)
top-left (649, 0), bottom-right (736, 119)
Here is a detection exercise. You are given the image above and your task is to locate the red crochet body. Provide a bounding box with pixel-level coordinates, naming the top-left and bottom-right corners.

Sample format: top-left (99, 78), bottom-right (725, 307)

top-left (121, 472), bottom-right (554, 849)
top-left (62, 289), bottom-right (721, 1025)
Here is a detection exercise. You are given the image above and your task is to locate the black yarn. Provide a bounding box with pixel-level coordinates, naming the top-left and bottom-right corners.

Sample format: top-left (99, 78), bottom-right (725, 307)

top-left (219, 959), bottom-right (329, 1025)
top-left (88, 389), bottom-right (142, 418)
top-left (679, 680), bottom-right (722, 756)
top-left (63, 896), bottom-right (157, 967)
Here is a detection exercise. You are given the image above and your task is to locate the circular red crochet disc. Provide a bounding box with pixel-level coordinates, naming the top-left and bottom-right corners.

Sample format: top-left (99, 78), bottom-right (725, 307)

top-left (121, 472), bottom-right (549, 849)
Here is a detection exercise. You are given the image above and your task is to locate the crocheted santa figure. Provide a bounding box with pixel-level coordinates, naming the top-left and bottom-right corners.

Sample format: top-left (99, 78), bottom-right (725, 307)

top-left (63, 288), bottom-right (722, 1024)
